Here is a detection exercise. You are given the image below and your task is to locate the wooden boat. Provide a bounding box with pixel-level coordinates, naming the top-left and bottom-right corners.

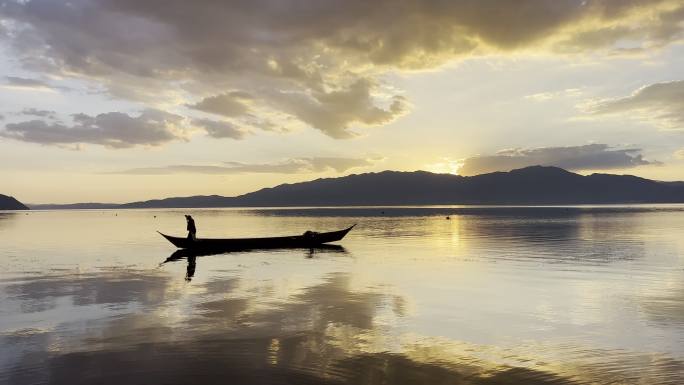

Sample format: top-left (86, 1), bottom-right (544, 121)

top-left (158, 224), bottom-right (355, 250)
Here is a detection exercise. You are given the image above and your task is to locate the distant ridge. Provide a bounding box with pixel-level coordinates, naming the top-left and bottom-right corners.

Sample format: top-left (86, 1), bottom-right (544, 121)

top-left (0, 194), bottom-right (29, 210)
top-left (30, 166), bottom-right (684, 209)
top-left (29, 202), bottom-right (120, 210)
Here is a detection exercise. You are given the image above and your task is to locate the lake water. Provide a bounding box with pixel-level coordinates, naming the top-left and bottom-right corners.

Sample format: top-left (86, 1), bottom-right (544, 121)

top-left (1, 206), bottom-right (683, 384)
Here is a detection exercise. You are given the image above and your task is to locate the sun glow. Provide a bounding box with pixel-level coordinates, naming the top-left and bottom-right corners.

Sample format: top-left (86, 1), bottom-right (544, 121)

top-left (425, 159), bottom-right (463, 175)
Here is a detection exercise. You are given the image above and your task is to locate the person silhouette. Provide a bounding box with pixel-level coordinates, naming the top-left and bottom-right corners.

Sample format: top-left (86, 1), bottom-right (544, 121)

top-left (185, 215), bottom-right (197, 241)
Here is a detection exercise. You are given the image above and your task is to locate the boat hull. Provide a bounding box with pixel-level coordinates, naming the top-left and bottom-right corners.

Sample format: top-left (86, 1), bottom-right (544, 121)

top-left (158, 225), bottom-right (355, 251)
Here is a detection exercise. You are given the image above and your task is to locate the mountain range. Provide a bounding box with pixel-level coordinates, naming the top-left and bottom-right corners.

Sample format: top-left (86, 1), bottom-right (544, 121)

top-left (28, 166), bottom-right (684, 210)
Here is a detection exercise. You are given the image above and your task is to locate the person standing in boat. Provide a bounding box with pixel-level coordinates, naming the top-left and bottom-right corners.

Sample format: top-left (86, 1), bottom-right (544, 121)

top-left (185, 215), bottom-right (197, 241)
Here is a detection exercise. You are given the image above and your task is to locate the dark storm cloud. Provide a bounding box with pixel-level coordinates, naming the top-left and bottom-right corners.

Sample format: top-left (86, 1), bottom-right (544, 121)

top-left (113, 157), bottom-right (378, 175)
top-left (1, 109), bottom-right (186, 148)
top-left (1, 0), bottom-right (682, 139)
top-left (589, 80), bottom-right (684, 129)
top-left (193, 118), bottom-right (251, 140)
top-left (459, 144), bottom-right (659, 175)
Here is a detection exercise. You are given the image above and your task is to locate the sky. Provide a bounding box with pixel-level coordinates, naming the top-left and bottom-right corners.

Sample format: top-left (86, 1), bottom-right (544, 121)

top-left (1, 0), bottom-right (683, 204)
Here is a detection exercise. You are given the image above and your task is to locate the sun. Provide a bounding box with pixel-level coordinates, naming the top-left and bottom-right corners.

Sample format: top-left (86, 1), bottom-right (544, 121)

top-left (425, 159), bottom-right (463, 175)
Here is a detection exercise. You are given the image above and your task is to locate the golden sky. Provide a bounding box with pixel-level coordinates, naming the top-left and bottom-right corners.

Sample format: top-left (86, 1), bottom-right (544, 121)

top-left (1, 0), bottom-right (683, 203)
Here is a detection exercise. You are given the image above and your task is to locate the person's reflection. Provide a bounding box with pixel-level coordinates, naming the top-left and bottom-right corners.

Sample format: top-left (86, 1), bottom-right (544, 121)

top-left (185, 255), bottom-right (196, 282)
top-left (160, 250), bottom-right (199, 282)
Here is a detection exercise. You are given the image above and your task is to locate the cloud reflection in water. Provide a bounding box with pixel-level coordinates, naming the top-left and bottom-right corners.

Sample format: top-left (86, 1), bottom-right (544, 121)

top-left (2, 265), bottom-right (683, 385)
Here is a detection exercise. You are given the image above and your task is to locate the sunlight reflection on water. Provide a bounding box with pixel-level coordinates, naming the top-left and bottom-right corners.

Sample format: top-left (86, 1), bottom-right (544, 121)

top-left (1, 206), bottom-right (683, 384)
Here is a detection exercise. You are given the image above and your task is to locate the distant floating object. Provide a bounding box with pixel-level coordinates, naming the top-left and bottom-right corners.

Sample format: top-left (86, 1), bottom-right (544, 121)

top-left (446, 216), bottom-right (450, 220)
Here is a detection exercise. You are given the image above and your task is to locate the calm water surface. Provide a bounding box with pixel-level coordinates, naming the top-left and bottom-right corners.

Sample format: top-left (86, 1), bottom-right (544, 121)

top-left (1, 206), bottom-right (683, 384)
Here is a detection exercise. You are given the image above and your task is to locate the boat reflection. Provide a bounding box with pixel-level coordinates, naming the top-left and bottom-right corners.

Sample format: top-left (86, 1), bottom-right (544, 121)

top-left (161, 245), bottom-right (349, 281)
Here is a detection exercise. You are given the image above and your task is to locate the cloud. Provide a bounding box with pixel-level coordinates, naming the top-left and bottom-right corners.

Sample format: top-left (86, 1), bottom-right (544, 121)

top-left (3, 1), bottom-right (679, 71)
top-left (1, 0), bottom-right (681, 137)
top-left (2, 76), bottom-right (56, 92)
top-left (1, 109), bottom-right (187, 148)
top-left (188, 92), bottom-right (252, 117)
top-left (555, 3), bottom-right (684, 53)
top-left (20, 108), bottom-right (57, 118)
top-left (588, 80), bottom-right (684, 130)
top-left (113, 157), bottom-right (379, 175)
top-left (458, 144), bottom-right (659, 175)
top-left (4, 76), bottom-right (48, 87)
top-left (675, 148), bottom-right (684, 160)
top-left (193, 118), bottom-right (250, 140)
top-left (272, 78), bottom-right (408, 138)
top-left (525, 88), bottom-right (584, 102)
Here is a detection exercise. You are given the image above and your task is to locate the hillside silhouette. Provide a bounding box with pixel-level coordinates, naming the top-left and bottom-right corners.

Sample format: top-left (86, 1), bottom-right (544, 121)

top-left (0, 194), bottom-right (29, 210)
top-left (32, 166), bottom-right (684, 209)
